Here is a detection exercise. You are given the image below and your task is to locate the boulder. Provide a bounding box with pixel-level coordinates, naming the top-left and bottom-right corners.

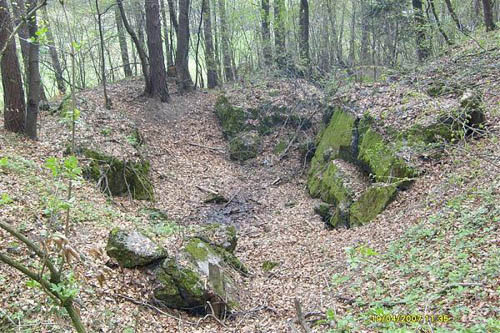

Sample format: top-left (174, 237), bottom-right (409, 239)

top-left (215, 95), bottom-right (247, 139)
top-left (83, 149), bottom-right (153, 200)
top-left (154, 238), bottom-right (243, 316)
top-left (195, 223), bottom-right (237, 253)
top-left (106, 228), bottom-right (167, 268)
top-left (229, 131), bottom-right (260, 161)
top-left (349, 184), bottom-right (397, 226)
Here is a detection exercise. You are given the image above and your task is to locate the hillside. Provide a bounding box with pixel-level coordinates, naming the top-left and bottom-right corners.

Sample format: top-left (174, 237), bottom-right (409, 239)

top-left (1, 33), bottom-right (499, 333)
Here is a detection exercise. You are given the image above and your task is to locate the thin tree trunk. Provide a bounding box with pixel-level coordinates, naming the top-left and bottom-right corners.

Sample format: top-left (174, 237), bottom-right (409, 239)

top-left (349, 0), bottom-right (356, 66)
top-left (166, 0), bottom-right (179, 34)
top-left (444, 0), bottom-right (464, 32)
top-left (359, 0), bottom-right (370, 65)
top-left (261, 0), bottom-right (272, 66)
top-left (25, 0), bottom-right (41, 139)
top-left (413, 0), bottom-right (430, 63)
top-left (481, 0), bottom-right (497, 31)
top-left (42, 6), bottom-right (65, 94)
top-left (176, 0), bottom-right (193, 92)
top-left (274, 0), bottom-right (286, 69)
top-left (428, 0), bottom-right (452, 45)
top-left (117, 0), bottom-right (151, 94)
top-left (96, 0), bottom-right (112, 109)
top-left (145, 0), bottom-right (170, 102)
top-left (299, 0), bottom-right (310, 69)
top-left (218, 0), bottom-right (233, 81)
top-left (202, 0), bottom-right (218, 88)
top-left (160, 0), bottom-right (173, 66)
top-left (115, 5), bottom-right (133, 77)
top-left (0, 0), bottom-right (26, 133)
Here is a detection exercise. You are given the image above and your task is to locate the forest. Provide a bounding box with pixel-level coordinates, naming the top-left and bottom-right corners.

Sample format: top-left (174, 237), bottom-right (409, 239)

top-left (0, 0), bottom-right (499, 332)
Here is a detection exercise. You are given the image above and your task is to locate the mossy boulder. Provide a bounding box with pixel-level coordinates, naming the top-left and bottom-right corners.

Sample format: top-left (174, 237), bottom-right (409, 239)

top-left (349, 184), bottom-right (397, 226)
top-left (195, 224), bottom-right (238, 253)
top-left (106, 228), bottom-right (167, 268)
top-left (215, 95), bottom-right (247, 139)
top-left (357, 127), bottom-right (416, 184)
top-left (83, 149), bottom-right (153, 200)
top-left (154, 238), bottom-right (243, 316)
top-left (229, 131), bottom-right (261, 161)
top-left (308, 161), bottom-right (354, 206)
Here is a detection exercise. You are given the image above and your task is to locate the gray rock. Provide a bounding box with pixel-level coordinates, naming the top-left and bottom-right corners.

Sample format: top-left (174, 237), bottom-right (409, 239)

top-left (106, 228), bottom-right (166, 268)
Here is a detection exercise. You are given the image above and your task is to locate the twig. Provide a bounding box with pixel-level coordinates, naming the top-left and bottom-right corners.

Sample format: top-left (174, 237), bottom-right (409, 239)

top-left (223, 189), bottom-right (241, 208)
top-left (196, 185), bottom-right (219, 195)
top-left (188, 142), bottom-right (225, 152)
top-left (114, 293), bottom-right (197, 325)
top-left (294, 298), bottom-right (312, 333)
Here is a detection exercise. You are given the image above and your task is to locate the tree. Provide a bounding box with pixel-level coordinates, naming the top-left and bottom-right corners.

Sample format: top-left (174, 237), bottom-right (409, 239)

top-left (428, 0), bottom-right (452, 46)
top-left (159, 0), bottom-right (173, 67)
top-left (95, 0), bottom-right (112, 109)
top-left (261, 0), bottom-right (272, 67)
top-left (202, 0), bottom-right (218, 88)
top-left (412, 0), bottom-right (430, 62)
top-left (444, 0), bottom-right (464, 32)
top-left (0, 0), bottom-right (26, 134)
top-left (117, 0), bottom-right (152, 95)
top-left (25, 0), bottom-right (41, 139)
top-left (481, 0), bottom-right (497, 31)
top-left (218, 0), bottom-right (233, 81)
top-left (274, 0), bottom-right (286, 69)
top-left (176, 0), bottom-right (193, 92)
top-left (42, 6), bottom-right (66, 94)
top-left (145, 0), bottom-right (170, 102)
top-left (299, 0), bottom-right (310, 68)
top-left (115, 5), bottom-right (133, 77)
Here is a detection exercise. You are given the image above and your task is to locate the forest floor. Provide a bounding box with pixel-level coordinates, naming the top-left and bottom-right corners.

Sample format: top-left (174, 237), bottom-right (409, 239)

top-left (1, 33), bottom-right (499, 332)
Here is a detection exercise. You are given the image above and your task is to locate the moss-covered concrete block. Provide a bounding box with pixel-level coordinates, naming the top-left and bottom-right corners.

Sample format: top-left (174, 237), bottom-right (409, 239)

top-left (349, 184), bottom-right (397, 226)
top-left (357, 128), bottom-right (415, 184)
top-left (83, 149), bottom-right (153, 200)
top-left (154, 238), bottom-right (244, 315)
top-left (215, 95), bottom-right (246, 139)
top-left (229, 131), bottom-right (260, 161)
top-left (106, 228), bottom-right (167, 268)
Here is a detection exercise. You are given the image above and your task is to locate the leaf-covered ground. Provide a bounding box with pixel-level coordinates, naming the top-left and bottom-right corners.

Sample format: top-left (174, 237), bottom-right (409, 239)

top-left (1, 33), bottom-right (499, 332)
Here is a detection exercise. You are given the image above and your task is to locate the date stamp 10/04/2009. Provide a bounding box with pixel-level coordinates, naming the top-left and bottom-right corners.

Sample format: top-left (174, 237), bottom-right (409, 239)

top-left (370, 314), bottom-right (452, 323)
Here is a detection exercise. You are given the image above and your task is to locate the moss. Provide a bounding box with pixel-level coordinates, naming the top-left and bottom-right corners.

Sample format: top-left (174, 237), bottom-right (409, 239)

top-left (357, 129), bottom-right (415, 184)
top-left (274, 139), bottom-right (288, 155)
top-left (329, 205), bottom-right (350, 228)
top-left (229, 131), bottom-right (260, 161)
top-left (215, 95), bottom-right (247, 138)
top-left (185, 238), bottom-right (210, 262)
top-left (262, 261), bottom-right (279, 272)
top-left (82, 149), bottom-right (153, 200)
top-left (314, 203), bottom-right (333, 221)
top-left (349, 184), bottom-right (397, 226)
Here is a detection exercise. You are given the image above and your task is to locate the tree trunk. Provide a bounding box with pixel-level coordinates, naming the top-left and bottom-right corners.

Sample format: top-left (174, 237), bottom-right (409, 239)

top-left (412, 0), bottom-right (430, 63)
top-left (261, 0), bottom-right (272, 66)
top-left (274, 0), bottom-right (286, 69)
top-left (176, 0), bottom-right (193, 92)
top-left (134, 2), bottom-right (146, 50)
top-left (42, 6), bottom-right (66, 94)
top-left (428, 0), bottom-right (452, 45)
top-left (160, 0), bottom-right (173, 67)
top-left (482, 0), bottom-right (497, 31)
top-left (117, 0), bottom-right (152, 94)
top-left (145, 0), bottom-right (170, 102)
top-left (0, 0), bottom-right (26, 134)
top-left (299, 0), bottom-right (310, 68)
top-left (348, 0), bottom-right (356, 66)
top-left (444, 0), bottom-right (464, 32)
top-left (11, 0), bottom-right (29, 72)
top-left (202, 0), bottom-right (218, 88)
top-left (96, 0), bottom-right (112, 109)
top-left (360, 0), bottom-right (370, 65)
top-left (218, 0), bottom-right (233, 81)
top-left (115, 6), bottom-right (133, 77)
top-left (166, 0), bottom-right (179, 35)
top-left (25, 0), bottom-right (41, 139)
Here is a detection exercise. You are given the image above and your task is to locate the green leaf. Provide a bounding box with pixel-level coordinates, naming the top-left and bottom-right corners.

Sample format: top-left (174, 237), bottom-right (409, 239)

top-left (0, 193), bottom-right (13, 205)
top-left (45, 157), bottom-right (59, 177)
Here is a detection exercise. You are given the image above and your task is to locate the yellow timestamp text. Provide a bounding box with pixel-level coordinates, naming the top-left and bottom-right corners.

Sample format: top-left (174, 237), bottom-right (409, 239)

top-left (370, 314), bottom-right (451, 323)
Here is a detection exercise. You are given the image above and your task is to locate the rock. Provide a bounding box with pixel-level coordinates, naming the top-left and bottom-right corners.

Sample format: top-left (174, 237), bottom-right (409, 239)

top-left (83, 149), bottom-right (153, 200)
top-left (195, 224), bottom-right (238, 253)
top-left (106, 228), bottom-right (167, 268)
top-left (349, 184), bottom-right (397, 226)
top-left (229, 131), bottom-right (260, 161)
top-left (215, 95), bottom-right (247, 139)
top-left (154, 238), bottom-right (243, 316)
top-left (314, 203), bottom-right (333, 222)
